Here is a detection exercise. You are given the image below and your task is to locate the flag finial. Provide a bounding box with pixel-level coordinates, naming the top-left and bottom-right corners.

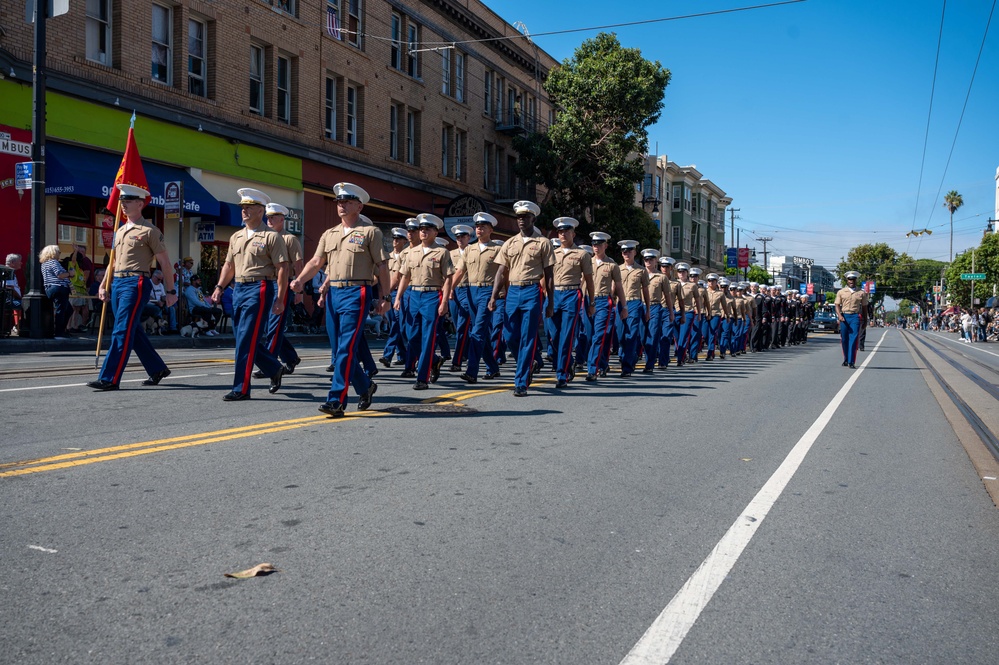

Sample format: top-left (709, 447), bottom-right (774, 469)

top-left (129, 111), bottom-right (136, 129)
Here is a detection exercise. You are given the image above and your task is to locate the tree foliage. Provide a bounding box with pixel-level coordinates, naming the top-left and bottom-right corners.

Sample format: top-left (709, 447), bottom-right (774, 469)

top-left (725, 265), bottom-right (771, 284)
top-left (944, 232), bottom-right (999, 307)
top-left (837, 243), bottom-right (944, 311)
top-left (515, 32), bottom-right (670, 252)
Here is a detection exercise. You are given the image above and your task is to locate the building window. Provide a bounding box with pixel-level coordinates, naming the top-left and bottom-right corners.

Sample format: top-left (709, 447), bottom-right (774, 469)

top-left (455, 53), bottom-right (465, 103)
top-left (684, 188), bottom-right (692, 213)
top-left (484, 70), bottom-right (492, 114)
top-left (673, 185), bottom-right (681, 210)
top-left (151, 4), bottom-right (172, 84)
top-left (277, 55), bottom-right (291, 124)
top-left (671, 226), bottom-right (680, 251)
top-left (346, 0), bottom-right (362, 48)
top-left (455, 130), bottom-right (465, 181)
top-left (496, 77), bottom-right (504, 120)
top-left (272, 0), bottom-right (297, 18)
top-left (389, 104), bottom-right (400, 159)
top-left (249, 45), bottom-right (264, 115)
top-left (390, 13), bottom-right (402, 70)
top-left (441, 50), bottom-right (450, 96)
top-left (325, 77), bottom-right (338, 139)
top-left (407, 24), bottom-right (419, 77)
top-left (683, 227), bottom-right (691, 252)
top-left (188, 19), bottom-right (207, 97)
top-left (86, 0), bottom-right (112, 65)
top-left (441, 126), bottom-right (450, 177)
top-left (346, 84), bottom-right (358, 146)
top-left (483, 142), bottom-right (492, 190)
top-left (406, 109), bottom-right (419, 165)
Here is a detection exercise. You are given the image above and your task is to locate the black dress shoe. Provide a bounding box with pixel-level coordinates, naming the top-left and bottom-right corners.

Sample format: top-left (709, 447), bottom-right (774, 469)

top-left (326, 364), bottom-right (335, 372)
top-left (842, 361), bottom-right (848, 367)
top-left (431, 357), bottom-right (443, 383)
top-left (284, 359), bottom-right (300, 375)
top-left (414, 381), bottom-right (429, 390)
top-left (379, 356), bottom-right (392, 368)
top-left (358, 382), bottom-right (377, 410)
top-left (598, 369), bottom-right (607, 378)
top-left (459, 373), bottom-right (477, 384)
top-left (268, 367), bottom-right (284, 394)
top-left (620, 371), bottom-right (632, 378)
top-left (368, 366), bottom-right (379, 378)
top-left (223, 391), bottom-right (250, 401)
top-left (401, 369), bottom-right (416, 378)
top-left (449, 364), bottom-right (462, 373)
top-left (585, 373), bottom-right (597, 382)
top-left (484, 371), bottom-right (501, 380)
top-left (253, 370), bottom-right (267, 379)
top-left (142, 368), bottom-right (172, 386)
top-left (849, 363), bottom-right (856, 369)
top-left (318, 401), bottom-right (344, 417)
top-left (392, 358), bottom-right (405, 366)
top-left (642, 367), bottom-right (654, 374)
top-left (556, 380), bottom-right (567, 388)
top-left (86, 379), bottom-right (118, 391)
top-left (513, 388), bottom-right (528, 397)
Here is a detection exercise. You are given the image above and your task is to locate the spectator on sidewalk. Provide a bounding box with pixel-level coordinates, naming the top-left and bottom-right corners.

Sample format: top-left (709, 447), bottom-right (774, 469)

top-left (145, 269), bottom-right (178, 333)
top-left (183, 274), bottom-right (223, 336)
top-left (4, 253), bottom-right (23, 335)
top-left (40, 245), bottom-right (72, 339)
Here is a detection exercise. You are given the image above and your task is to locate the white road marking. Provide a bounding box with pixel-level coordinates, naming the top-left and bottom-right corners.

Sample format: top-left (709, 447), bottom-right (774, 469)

top-left (922, 331), bottom-right (999, 359)
top-left (28, 545), bottom-right (58, 554)
top-left (619, 330), bottom-right (888, 665)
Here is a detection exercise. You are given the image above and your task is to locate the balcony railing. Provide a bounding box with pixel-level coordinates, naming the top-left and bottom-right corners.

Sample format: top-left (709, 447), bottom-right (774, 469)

top-left (495, 110), bottom-right (545, 136)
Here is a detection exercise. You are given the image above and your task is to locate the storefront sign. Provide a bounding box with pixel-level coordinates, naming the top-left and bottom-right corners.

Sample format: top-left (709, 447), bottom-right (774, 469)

top-left (443, 194), bottom-right (488, 229)
top-left (164, 181), bottom-right (183, 221)
top-left (285, 207), bottom-right (304, 235)
top-left (197, 222), bottom-right (215, 243)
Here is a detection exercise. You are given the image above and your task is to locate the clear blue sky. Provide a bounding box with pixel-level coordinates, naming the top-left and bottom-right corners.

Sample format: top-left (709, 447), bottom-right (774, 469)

top-left (489, 0), bottom-right (998, 271)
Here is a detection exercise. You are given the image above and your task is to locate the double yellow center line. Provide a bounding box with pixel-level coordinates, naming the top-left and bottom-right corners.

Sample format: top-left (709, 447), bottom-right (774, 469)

top-left (1, 379), bottom-right (549, 478)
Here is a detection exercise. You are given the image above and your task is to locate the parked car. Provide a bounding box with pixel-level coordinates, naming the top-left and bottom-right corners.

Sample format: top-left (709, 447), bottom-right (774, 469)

top-left (809, 309), bottom-right (839, 334)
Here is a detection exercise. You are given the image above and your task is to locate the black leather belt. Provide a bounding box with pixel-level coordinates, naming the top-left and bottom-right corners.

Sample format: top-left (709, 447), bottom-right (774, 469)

top-left (114, 271), bottom-right (148, 277)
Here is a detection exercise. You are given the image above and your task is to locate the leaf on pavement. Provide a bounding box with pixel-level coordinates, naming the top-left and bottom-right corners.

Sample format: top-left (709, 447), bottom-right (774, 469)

top-left (224, 563), bottom-right (278, 579)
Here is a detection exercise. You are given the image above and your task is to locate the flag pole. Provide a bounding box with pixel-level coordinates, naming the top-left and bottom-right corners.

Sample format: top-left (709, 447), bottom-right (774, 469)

top-left (95, 201), bottom-right (123, 369)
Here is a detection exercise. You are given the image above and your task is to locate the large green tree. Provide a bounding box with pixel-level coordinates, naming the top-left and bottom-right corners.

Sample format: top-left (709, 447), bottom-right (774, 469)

top-left (838, 243), bottom-right (948, 312)
top-left (725, 265), bottom-right (771, 284)
top-left (944, 232), bottom-right (999, 307)
top-left (515, 32), bottom-right (670, 254)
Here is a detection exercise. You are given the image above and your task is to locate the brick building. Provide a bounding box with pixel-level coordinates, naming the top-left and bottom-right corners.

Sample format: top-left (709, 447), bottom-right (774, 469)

top-left (0, 0), bottom-right (557, 282)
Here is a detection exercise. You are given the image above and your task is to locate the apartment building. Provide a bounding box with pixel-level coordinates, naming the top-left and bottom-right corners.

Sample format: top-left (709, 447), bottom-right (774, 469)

top-left (635, 154), bottom-right (730, 271)
top-left (0, 0), bottom-right (556, 277)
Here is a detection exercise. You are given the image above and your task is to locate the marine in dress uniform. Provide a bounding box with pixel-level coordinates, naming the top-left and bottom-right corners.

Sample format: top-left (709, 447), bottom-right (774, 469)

top-left (433, 236), bottom-right (453, 365)
top-left (400, 218), bottom-right (422, 377)
top-left (641, 249), bottom-right (671, 373)
top-left (549, 217), bottom-right (595, 388)
top-left (658, 257), bottom-right (684, 367)
top-left (702, 274), bottom-right (730, 361)
top-left (575, 244), bottom-right (596, 372)
top-left (379, 227), bottom-right (410, 367)
top-left (719, 278), bottom-right (737, 357)
top-left (586, 232), bottom-right (627, 381)
top-left (489, 201), bottom-right (555, 396)
top-left (617, 240), bottom-right (651, 377)
top-left (290, 183), bottom-right (390, 416)
top-left (448, 225), bottom-right (474, 372)
top-left (835, 271), bottom-right (868, 368)
top-left (209, 188), bottom-right (290, 401)
top-left (254, 203), bottom-right (303, 378)
top-left (674, 263), bottom-right (701, 366)
top-left (451, 213), bottom-right (503, 383)
top-left (394, 215), bottom-right (454, 389)
top-left (87, 184), bottom-right (178, 391)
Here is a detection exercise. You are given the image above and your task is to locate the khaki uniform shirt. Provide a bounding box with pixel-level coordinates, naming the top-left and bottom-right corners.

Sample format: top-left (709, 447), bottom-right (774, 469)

top-left (593, 258), bottom-right (622, 298)
top-left (723, 291), bottom-right (738, 318)
top-left (314, 221), bottom-right (388, 283)
top-left (388, 251), bottom-right (404, 275)
top-left (698, 285), bottom-right (709, 313)
top-left (494, 233), bottom-right (555, 283)
top-left (450, 248), bottom-right (470, 286)
top-left (621, 264), bottom-right (649, 301)
top-left (282, 232), bottom-right (303, 267)
top-left (113, 221), bottom-right (167, 273)
top-left (670, 280), bottom-right (684, 310)
top-left (552, 246), bottom-right (593, 287)
top-left (705, 288), bottom-right (729, 317)
top-left (680, 281), bottom-right (700, 310)
top-left (225, 227), bottom-right (289, 280)
top-left (457, 242), bottom-right (502, 286)
top-left (835, 287), bottom-right (868, 313)
top-left (648, 273), bottom-right (665, 306)
top-left (402, 246), bottom-right (454, 288)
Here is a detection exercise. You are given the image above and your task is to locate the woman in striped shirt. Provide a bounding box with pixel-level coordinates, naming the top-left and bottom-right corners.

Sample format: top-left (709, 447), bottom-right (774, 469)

top-left (39, 244), bottom-right (72, 339)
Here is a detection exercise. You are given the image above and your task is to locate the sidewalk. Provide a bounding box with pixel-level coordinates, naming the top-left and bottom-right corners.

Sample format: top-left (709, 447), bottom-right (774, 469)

top-left (0, 329), bottom-right (332, 354)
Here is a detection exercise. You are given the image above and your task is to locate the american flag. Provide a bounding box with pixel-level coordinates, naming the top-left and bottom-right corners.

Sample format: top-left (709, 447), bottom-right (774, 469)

top-left (326, 6), bottom-right (341, 39)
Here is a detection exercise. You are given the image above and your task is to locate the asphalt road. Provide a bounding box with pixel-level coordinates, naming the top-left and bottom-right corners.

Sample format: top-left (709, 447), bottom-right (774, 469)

top-left (2, 330), bottom-right (997, 664)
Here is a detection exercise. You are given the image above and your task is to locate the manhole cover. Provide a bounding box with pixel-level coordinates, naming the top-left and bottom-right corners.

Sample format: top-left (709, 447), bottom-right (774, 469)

top-left (388, 404), bottom-right (478, 415)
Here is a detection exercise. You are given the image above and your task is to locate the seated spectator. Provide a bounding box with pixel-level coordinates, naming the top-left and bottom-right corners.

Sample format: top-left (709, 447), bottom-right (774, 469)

top-left (40, 244), bottom-right (72, 339)
top-left (144, 269), bottom-right (178, 333)
top-left (4, 253), bottom-right (23, 335)
top-left (183, 274), bottom-right (223, 336)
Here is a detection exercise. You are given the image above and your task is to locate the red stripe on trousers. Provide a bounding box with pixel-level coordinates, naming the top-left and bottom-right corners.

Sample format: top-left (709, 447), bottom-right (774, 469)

top-left (268, 290), bottom-right (288, 354)
top-left (241, 281), bottom-right (267, 394)
top-left (339, 286), bottom-right (369, 404)
top-left (112, 275), bottom-right (147, 384)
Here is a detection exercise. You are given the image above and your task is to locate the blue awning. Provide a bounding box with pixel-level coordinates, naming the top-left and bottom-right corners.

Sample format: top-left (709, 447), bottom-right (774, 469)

top-left (218, 202), bottom-right (245, 227)
top-left (45, 142), bottom-right (221, 218)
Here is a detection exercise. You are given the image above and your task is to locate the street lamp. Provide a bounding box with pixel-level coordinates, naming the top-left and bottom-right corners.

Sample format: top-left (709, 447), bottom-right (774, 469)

top-left (642, 196), bottom-right (661, 221)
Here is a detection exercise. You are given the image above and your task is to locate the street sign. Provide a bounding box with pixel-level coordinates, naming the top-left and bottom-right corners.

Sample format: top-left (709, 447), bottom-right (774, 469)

top-left (15, 162), bottom-right (32, 190)
top-left (737, 247), bottom-right (749, 268)
top-left (960, 273), bottom-right (986, 280)
top-left (726, 247), bottom-right (737, 268)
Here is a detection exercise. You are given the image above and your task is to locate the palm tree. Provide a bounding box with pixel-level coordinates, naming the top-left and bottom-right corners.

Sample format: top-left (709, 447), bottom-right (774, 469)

top-left (943, 190), bottom-right (963, 263)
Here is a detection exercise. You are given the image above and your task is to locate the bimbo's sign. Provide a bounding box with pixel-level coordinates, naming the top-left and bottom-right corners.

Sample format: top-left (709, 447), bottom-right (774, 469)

top-left (792, 256), bottom-right (814, 266)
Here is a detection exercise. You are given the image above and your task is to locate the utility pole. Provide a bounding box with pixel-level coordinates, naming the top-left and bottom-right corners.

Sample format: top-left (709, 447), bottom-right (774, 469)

top-left (24, 0), bottom-right (49, 338)
top-left (757, 236), bottom-right (773, 283)
top-left (729, 208), bottom-right (740, 249)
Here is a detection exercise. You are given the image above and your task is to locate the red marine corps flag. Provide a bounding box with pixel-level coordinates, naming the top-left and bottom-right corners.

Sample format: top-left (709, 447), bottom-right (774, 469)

top-left (106, 112), bottom-right (150, 214)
